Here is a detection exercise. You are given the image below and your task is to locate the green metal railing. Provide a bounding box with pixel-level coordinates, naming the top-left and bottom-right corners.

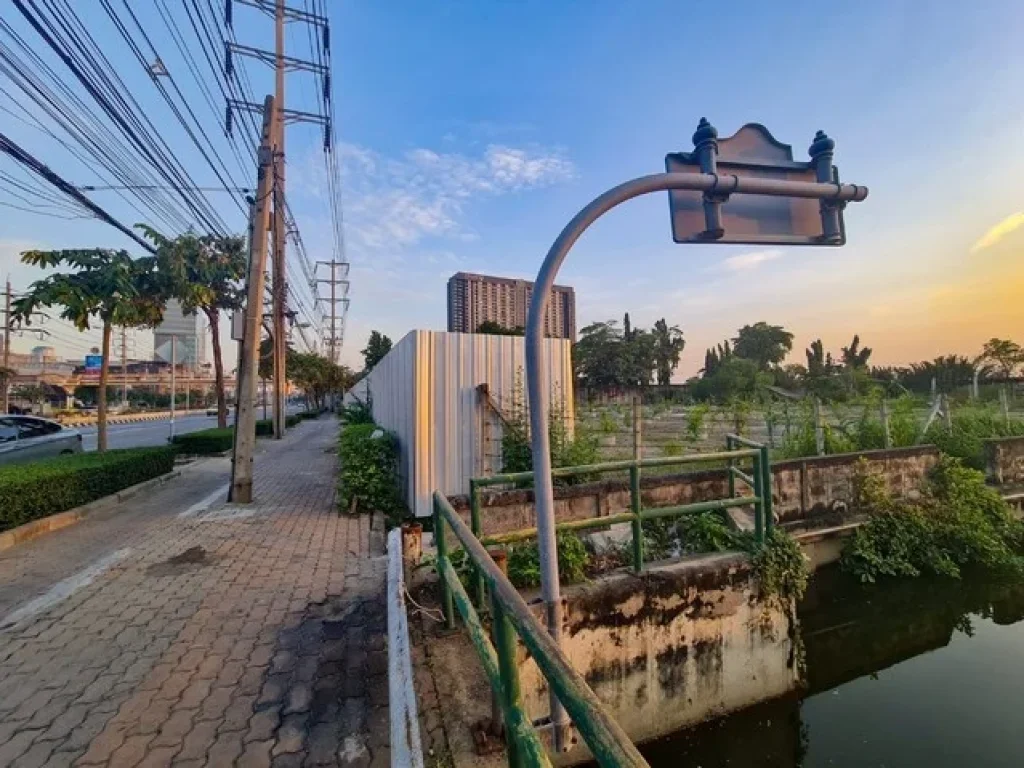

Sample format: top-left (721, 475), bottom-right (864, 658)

top-left (433, 491), bottom-right (650, 768)
top-left (465, 440), bottom-right (773, 603)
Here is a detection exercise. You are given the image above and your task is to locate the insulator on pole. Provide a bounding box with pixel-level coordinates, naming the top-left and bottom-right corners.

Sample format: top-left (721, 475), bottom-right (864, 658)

top-left (323, 73), bottom-right (330, 102)
top-left (225, 104), bottom-right (233, 137)
top-left (225, 45), bottom-right (233, 77)
top-left (225, 0), bottom-right (232, 27)
top-left (323, 120), bottom-right (331, 151)
top-left (322, 23), bottom-right (330, 53)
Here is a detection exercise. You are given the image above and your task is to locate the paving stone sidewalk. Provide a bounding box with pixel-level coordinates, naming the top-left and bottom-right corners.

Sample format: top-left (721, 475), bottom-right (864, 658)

top-left (0, 418), bottom-right (389, 768)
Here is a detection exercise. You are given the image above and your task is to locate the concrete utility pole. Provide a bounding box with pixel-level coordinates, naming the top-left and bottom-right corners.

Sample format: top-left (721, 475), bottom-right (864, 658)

top-left (271, 0), bottom-right (288, 439)
top-left (121, 327), bottom-right (128, 407)
top-left (231, 96), bottom-right (276, 503)
top-left (169, 336), bottom-right (176, 441)
top-left (3, 280), bottom-right (11, 415)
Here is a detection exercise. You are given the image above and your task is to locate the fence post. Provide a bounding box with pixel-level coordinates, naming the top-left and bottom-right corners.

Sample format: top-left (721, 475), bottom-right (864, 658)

top-left (469, 480), bottom-right (485, 609)
top-left (1001, 386), bottom-right (1010, 427)
top-left (942, 393), bottom-right (953, 430)
top-left (488, 548), bottom-right (509, 740)
top-left (490, 593), bottom-right (524, 768)
top-left (629, 464), bottom-right (643, 573)
top-left (880, 399), bottom-right (891, 449)
top-left (726, 436), bottom-right (736, 499)
top-left (433, 497), bottom-right (455, 630)
top-left (752, 450), bottom-right (764, 543)
top-left (760, 444), bottom-right (773, 535)
top-left (632, 395), bottom-right (642, 462)
top-left (813, 398), bottom-right (825, 456)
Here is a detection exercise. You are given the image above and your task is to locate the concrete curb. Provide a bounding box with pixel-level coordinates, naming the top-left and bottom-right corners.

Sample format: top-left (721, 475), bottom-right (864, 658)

top-left (0, 470), bottom-right (182, 552)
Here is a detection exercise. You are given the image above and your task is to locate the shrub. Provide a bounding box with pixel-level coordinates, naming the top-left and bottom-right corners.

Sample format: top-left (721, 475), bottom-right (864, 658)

top-left (924, 407), bottom-right (1024, 470)
top-left (0, 447), bottom-right (177, 531)
top-left (172, 427), bottom-right (234, 455)
top-left (841, 456), bottom-right (1024, 582)
top-left (256, 419), bottom-right (273, 437)
top-left (338, 423), bottom-right (406, 523)
top-left (505, 532), bottom-right (590, 589)
top-left (340, 400), bottom-right (374, 425)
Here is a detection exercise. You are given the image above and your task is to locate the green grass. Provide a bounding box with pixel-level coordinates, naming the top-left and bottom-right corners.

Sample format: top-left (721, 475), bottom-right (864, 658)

top-left (0, 447), bottom-right (177, 532)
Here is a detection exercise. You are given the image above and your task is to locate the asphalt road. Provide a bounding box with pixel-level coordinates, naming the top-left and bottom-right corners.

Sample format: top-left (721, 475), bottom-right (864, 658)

top-left (78, 404), bottom-right (304, 451)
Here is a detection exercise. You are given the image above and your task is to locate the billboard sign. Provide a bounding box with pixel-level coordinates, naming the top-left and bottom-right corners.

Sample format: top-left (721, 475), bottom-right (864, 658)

top-left (83, 354), bottom-right (102, 379)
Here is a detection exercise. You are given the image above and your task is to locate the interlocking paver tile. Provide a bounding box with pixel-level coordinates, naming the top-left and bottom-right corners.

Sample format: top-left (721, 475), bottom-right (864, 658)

top-left (0, 419), bottom-right (389, 766)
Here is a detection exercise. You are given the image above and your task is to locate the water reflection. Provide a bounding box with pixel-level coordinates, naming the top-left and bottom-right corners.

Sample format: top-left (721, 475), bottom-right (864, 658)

top-left (640, 568), bottom-right (1024, 767)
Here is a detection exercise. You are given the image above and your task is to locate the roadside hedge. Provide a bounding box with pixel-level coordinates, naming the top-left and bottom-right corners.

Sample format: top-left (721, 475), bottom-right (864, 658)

top-left (175, 414), bottom-right (317, 454)
top-left (171, 428), bottom-right (234, 455)
top-left (0, 447), bottom-right (177, 532)
top-left (338, 423), bottom-right (406, 523)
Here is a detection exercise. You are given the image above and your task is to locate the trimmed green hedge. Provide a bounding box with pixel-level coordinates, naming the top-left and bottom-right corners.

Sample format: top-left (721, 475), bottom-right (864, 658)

top-left (0, 447), bottom-right (178, 532)
top-left (171, 428), bottom-right (234, 455)
top-left (338, 423), bottom-right (406, 522)
top-left (176, 414), bottom-right (317, 454)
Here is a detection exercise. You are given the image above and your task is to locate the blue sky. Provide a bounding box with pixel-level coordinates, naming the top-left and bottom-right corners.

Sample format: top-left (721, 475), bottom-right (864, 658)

top-left (3, 1), bottom-right (1024, 376)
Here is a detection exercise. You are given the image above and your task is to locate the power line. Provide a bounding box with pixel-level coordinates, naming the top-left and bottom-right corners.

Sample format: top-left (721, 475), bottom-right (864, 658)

top-left (0, 129), bottom-right (156, 252)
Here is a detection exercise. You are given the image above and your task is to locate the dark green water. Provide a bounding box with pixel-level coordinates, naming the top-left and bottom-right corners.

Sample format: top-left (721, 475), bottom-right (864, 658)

top-left (640, 568), bottom-right (1024, 767)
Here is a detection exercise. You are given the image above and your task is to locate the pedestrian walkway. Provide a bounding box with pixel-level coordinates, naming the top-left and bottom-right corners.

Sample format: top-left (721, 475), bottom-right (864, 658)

top-left (0, 418), bottom-right (389, 768)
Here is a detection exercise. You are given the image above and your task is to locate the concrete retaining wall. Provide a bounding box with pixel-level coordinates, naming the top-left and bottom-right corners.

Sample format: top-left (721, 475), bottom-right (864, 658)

top-left (449, 445), bottom-right (941, 536)
top-left (985, 435), bottom-right (1024, 486)
top-left (517, 554), bottom-right (799, 763)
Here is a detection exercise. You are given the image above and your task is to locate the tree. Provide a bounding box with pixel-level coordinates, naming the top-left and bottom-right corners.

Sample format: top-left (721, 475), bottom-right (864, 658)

top-left (289, 352), bottom-right (354, 410)
top-left (13, 249), bottom-right (164, 450)
top-left (652, 318), bottom-right (685, 386)
top-left (361, 331), bottom-right (393, 371)
top-left (140, 227), bottom-right (246, 428)
top-left (476, 321), bottom-right (523, 336)
top-left (732, 322), bottom-right (794, 370)
top-left (840, 335), bottom-right (872, 370)
top-left (805, 339), bottom-right (833, 378)
top-left (12, 383), bottom-right (46, 406)
top-left (702, 341), bottom-right (732, 378)
top-left (979, 338), bottom-right (1023, 380)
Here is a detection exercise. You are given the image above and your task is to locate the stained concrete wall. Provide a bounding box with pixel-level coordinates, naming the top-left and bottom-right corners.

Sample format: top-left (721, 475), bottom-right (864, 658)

top-left (985, 435), bottom-right (1024, 486)
top-left (516, 553), bottom-right (800, 764)
top-left (450, 445), bottom-right (941, 537)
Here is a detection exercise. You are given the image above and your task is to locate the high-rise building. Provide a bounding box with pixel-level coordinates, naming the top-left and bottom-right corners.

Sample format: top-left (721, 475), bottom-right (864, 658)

top-left (154, 300), bottom-right (206, 368)
top-left (447, 272), bottom-right (576, 339)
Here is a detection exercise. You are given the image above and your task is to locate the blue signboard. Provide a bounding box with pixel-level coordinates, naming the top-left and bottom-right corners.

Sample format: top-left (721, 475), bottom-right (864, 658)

top-left (84, 354), bottom-right (102, 372)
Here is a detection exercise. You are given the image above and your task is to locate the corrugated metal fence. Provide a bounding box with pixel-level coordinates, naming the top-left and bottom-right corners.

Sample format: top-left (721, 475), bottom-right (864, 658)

top-left (345, 331), bottom-right (573, 517)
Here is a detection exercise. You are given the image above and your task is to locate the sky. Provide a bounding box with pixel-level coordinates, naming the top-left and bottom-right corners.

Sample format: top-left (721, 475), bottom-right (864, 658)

top-left (3, 0), bottom-right (1024, 378)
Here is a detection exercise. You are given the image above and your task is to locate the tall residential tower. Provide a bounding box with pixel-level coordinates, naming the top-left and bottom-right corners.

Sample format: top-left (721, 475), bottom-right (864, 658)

top-left (446, 272), bottom-right (576, 339)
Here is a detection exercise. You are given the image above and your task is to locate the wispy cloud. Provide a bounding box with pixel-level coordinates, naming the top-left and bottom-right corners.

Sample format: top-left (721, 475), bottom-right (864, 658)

top-left (331, 141), bottom-right (575, 253)
top-left (721, 249), bottom-right (784, 272)
top-left (971, 212), bottom-right (1024, 253)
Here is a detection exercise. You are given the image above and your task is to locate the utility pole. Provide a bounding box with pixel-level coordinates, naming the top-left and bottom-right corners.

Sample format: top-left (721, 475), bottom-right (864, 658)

top-left (315, 260), bottom-right (349, 364)
top-left (121, 326), bottom-right (128, 407)
top-left (225, 0), bottom-right (333, 433)
top-left (169, 336), bottom-right (176, 441)
top-left (271, 0), bottom-right (288, 439)
top-left (230, 95), bottom-right (276, 503)
top-left (2, 280), bottom-right (11, 415)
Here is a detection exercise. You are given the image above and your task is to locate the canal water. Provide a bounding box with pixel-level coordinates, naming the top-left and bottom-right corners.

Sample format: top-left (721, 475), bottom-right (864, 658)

top-left (639, 568), bottom-right (1024, 767)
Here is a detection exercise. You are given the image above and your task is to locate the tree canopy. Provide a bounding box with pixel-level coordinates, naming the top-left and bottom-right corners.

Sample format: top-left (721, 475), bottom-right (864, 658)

top-left (361, 331), bottom-right (393, 371)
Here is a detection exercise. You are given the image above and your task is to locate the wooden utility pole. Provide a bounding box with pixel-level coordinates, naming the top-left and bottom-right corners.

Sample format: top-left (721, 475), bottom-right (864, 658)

top-left (271, 0), bottom-right (288, 440)
top-left (231, 95), bottom-right (276, 503)
top-left (2, 280), bottom-right (11, 415)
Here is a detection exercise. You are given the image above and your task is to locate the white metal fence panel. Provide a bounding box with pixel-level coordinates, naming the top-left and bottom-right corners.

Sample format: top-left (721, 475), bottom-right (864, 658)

top-left (345, 330), bottom-right (573, 517)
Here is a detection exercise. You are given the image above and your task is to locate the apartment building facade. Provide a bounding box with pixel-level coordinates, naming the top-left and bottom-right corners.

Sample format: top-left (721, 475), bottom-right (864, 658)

top-left (446, 272), bottom-right (576, 340)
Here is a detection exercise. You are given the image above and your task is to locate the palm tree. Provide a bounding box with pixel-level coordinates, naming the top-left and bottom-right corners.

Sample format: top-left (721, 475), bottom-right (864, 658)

top-left (13, 249), bottom-right (164, 451)
top-left (840, 335), bottom-right (872, 369)
top-left (139, 227), bottom-right (246, 429)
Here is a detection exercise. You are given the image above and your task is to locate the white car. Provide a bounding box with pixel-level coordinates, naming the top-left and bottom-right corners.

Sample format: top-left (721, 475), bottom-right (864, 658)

top-left (0, 415), bottom-right (84, 466)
